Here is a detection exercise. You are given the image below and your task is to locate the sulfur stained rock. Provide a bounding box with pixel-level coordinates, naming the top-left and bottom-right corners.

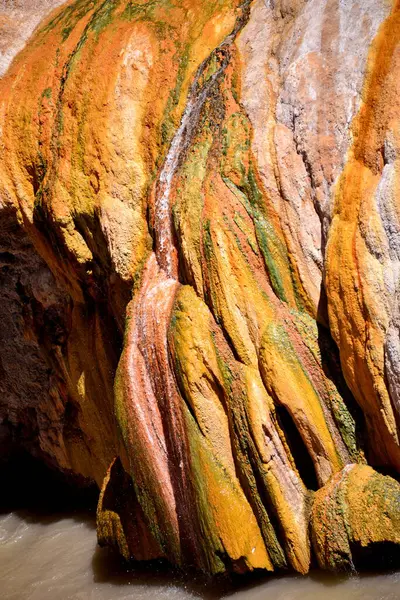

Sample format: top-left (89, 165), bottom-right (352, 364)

top-left (325, 1), bottom-right (400, 473)
top-left (2, 0), bottom-right (400, 577)
top-left (311, 465), bottom-right (400, 572)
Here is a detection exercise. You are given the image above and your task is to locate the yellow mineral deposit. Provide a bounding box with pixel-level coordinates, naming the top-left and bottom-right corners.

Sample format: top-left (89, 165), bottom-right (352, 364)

top-left (2, 0), bottom-right (400, 579)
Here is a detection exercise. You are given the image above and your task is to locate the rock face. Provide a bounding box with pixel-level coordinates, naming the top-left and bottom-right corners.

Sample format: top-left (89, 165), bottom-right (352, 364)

top-left (0, 1), bottom-right (65, 77)
top-left (1, 0), bottom-right (400, 576)
top-left (312, 465), bottom-right (400, 571)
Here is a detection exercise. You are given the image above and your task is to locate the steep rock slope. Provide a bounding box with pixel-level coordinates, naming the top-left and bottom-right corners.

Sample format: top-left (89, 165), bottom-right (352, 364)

top-left (1, 0), bottom-right (400, 575)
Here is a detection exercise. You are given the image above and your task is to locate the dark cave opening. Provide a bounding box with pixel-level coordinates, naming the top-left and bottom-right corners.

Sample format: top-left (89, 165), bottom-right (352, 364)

top-left (275, 404), bottom-right (319, 491)
top-left (0, 446), bottom-right (98, 515)
top-left (350, 541), bottom-right (400, 572)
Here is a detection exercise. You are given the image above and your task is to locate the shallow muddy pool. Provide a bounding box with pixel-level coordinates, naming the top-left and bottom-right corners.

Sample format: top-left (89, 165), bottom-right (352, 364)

top-left (1, 510), bottom-right (400, 600)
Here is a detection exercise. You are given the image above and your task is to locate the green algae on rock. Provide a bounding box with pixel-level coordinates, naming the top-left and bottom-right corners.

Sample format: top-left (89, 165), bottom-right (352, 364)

top-left (2, 0), bottom-right (400, 580)
top-left (311, 465), bottom-right (400, 572)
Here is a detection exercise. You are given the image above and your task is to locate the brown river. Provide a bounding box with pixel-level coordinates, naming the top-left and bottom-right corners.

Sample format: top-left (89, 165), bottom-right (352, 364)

top-left (1, 453), bottom-right (399, 600)
top-left (1, 509), bottom-right (400, 600)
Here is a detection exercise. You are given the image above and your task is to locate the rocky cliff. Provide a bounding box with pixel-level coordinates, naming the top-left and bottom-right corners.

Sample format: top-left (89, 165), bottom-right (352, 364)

top-left (1, 0), bottom-right (400, 575)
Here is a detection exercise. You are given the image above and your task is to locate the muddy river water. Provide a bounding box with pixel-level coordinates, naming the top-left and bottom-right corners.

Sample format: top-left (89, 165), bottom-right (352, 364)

top-left (1, 510), bottom-right (400, 600)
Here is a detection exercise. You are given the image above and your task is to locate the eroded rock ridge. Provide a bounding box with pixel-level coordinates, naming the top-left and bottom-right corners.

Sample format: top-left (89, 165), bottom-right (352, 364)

top-left (1, 0), bottom-right (400, 574)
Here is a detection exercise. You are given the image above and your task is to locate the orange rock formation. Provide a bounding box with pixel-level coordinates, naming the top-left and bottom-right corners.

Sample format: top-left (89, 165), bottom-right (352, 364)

top-left (1, 0), bottom-right (400, 575)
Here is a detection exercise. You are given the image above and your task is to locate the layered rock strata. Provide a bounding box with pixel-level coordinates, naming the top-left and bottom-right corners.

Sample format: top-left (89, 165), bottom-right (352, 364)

top-left (1, 0), bottom-right (400, 575)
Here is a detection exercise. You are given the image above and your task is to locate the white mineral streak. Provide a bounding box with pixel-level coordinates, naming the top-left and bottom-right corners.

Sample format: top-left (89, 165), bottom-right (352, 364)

top-left (277, 0), bottom-right (390, 229)
top-left (385, 312), bottom-right (400, 420)
top-left (121, 55), bottom-right (228, 549)
top-left (155, 60), bottom-right (225, 278)
top-left (237, 0), bottom-right (390, 314)
top-left (377, 143), bottom-right (400, 416)
top-left (0, 0), bottom-right (65, 77)
top-left (237, 0), bottom-right (323, 311)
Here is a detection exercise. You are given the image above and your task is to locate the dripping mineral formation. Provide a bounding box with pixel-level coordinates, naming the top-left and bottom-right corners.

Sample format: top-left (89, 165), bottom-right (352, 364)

top-left (2, 0), bottom-right (400, 576)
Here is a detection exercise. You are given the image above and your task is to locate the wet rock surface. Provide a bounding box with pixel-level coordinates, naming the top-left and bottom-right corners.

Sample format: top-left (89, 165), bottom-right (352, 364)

top-left (312, 465), bottom-right (400, 572)
top-left (1, 0), bottom-right (400, 577)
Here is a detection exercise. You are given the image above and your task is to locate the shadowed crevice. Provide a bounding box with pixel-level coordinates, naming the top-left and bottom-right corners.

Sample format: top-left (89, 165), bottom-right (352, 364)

top-left (275, 404), bottom-right (319, 491)
top-left (350, 541), bottom-right (400, 572)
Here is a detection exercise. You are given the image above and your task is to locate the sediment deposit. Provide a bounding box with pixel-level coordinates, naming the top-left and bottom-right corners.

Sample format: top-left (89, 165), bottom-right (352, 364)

top-left (1, 0), bottom-right (400, 575)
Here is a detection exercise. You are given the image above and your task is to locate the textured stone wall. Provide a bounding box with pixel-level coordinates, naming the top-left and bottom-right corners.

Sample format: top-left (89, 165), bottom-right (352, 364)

top-left (1, 0), bottom-right (400, 575)
top-left (0, 0), bottom-right (65, 76)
